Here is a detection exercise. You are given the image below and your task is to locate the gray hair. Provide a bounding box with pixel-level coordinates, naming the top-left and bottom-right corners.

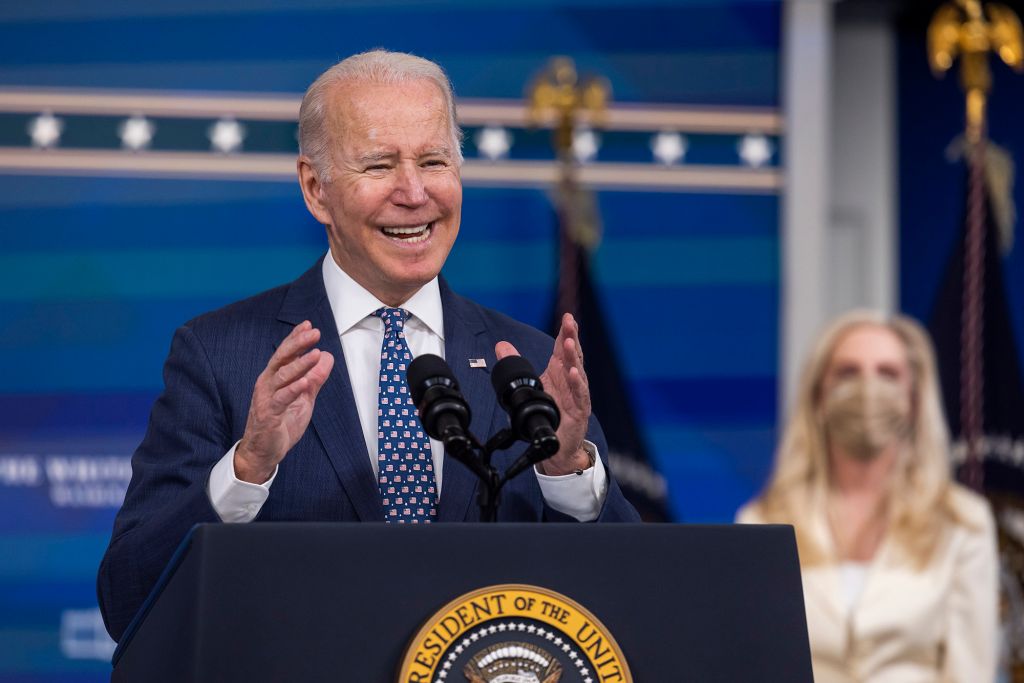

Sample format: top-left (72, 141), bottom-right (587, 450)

top-left (298, 49), bottom-right (464, 182)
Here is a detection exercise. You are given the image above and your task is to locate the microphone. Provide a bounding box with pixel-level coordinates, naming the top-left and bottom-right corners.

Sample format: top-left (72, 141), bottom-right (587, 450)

top-left (490, 355), bottom-right (560, 456)
top-left (408, 354), bottom-right (473, 458)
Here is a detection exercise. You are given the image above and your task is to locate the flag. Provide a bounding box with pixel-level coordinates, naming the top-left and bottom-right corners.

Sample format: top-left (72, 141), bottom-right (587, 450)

top-left (929, 143), bottom-right (1024, 496)
top-left (928, 141), bottom-right (1024, 677)
top-left (548, 179), bottom-right (674, 522)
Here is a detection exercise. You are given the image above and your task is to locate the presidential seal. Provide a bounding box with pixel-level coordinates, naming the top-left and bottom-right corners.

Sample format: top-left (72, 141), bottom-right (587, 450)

top-left (398, 584), bottom-right (631, 683)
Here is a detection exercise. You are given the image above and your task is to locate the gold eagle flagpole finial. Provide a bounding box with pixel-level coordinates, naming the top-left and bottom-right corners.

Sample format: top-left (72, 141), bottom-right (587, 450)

top-left (526, 56), bottom-right (609, 166)
top-left (525, 57), bottom-right (611, 318)
top-left (928, 0), bottom-right (1022, 143)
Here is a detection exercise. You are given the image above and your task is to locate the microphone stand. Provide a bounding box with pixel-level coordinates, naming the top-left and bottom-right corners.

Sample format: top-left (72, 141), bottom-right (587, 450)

top-left (445, 428), bottom-right (557, 523)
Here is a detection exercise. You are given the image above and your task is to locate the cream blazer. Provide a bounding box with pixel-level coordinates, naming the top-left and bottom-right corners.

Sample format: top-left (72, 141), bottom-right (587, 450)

top-left (738, 485), bottom-right (998, 683)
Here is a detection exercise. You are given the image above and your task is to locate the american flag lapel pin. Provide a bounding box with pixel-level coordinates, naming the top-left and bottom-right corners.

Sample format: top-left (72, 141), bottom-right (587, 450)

top-left (468, 358), bottom-right (487, 368)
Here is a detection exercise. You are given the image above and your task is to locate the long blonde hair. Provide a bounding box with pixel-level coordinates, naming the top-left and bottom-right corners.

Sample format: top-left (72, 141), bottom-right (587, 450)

top-left (753, 310), bottom-right (960, 568)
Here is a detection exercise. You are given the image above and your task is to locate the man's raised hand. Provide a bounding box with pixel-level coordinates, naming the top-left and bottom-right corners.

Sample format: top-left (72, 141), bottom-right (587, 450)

top-left (234, 321), bottom-right (334, 483)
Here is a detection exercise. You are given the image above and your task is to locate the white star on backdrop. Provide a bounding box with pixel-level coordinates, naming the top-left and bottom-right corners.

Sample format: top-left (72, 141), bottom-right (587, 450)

top-left (738, 134), bottom-right (773, 168)
top-left (475, 126), bottom-right (512, 161)
top-left (119, 115), bottom-right (155, 151)
top-left (28, 112), bottom-right (63, 149)
top-left (572, 127), bottom-right (600, 163)
top-left (208, 118), bottom-right (245, 153)
top-left (651, 131), bottom-right (687, 166)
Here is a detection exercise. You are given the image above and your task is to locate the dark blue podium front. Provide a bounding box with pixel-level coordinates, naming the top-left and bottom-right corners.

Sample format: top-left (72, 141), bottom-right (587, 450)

top-left (111, 523), bottom-right (812, 682)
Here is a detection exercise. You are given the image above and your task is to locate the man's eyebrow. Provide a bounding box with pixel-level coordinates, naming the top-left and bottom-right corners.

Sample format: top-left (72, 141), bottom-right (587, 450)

top-left (356, 147), bottom-right (452, 164)
top-left (356, 150), bottom-right (396, 164)
top-left (421, 146), bottom-right (453, 158)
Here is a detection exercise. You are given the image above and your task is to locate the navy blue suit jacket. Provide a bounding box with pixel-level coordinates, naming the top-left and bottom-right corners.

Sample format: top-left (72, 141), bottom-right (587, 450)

top-left (97, 257), bottom-right (639, 641)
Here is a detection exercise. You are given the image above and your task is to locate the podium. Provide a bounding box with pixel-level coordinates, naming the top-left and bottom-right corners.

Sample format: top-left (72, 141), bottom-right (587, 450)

top-left (112, 523), bottom-right (812, 681)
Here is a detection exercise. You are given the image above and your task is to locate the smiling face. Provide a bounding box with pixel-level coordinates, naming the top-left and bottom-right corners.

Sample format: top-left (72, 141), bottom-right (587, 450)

top-left (298, 78), bottom-right (462, 306)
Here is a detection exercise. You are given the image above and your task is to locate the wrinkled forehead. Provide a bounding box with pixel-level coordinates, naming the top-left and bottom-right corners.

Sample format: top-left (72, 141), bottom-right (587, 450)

top-left (323, 78), bottom-right (452, 154)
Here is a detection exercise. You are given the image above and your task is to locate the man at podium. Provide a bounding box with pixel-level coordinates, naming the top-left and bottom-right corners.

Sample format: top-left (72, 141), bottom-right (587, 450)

top-left (96, 49), bottom-right (638, 642)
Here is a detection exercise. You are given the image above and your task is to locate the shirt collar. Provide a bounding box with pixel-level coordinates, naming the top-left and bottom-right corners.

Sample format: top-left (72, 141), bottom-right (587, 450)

top-left (321, 250), bottom-right (444, 340)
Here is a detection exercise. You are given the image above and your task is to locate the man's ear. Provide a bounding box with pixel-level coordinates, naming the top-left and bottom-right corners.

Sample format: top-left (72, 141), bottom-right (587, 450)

top-left (297, 156), bottom-right (332, 225)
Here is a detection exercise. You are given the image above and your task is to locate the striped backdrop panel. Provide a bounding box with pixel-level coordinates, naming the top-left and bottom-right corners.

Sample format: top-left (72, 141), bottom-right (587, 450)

top-left (0, 1), bottom-right (781, 678)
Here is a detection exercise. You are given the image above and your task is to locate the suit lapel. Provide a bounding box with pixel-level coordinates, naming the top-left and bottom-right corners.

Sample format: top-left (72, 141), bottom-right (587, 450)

top-left (807, 494), bottom-right (848, 623)
top-left (436, 278), bottom-right (498, 522)
top-left (278, 257), bottom-right (383, 522)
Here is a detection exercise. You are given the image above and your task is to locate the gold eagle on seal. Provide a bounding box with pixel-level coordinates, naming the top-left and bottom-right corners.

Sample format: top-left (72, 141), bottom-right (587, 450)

top-left (463, 641), bottom-right (562, 683)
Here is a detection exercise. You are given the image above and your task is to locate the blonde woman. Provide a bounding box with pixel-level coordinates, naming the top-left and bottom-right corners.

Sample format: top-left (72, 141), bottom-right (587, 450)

top-left (738, 310), bottom-right (998, 683)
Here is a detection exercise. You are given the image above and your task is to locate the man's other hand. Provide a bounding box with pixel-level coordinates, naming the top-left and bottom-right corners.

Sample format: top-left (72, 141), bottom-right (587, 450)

top-left (494, 313), bottom-right (592, 476)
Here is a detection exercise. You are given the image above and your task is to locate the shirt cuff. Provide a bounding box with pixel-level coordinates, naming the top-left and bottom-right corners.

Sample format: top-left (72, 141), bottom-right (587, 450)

top-left (207, 441), bottom-right (278, 523)
top-left (534, 440), bottom-right (608, 522)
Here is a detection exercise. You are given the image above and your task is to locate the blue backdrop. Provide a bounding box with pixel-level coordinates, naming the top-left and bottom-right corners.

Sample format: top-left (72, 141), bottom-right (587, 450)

top-left (0, 1), bottom-right (781, 679)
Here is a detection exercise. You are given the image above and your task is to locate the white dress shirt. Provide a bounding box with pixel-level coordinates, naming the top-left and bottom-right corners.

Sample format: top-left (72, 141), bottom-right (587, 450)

top-left (208, 251), bottom-right (607, 522)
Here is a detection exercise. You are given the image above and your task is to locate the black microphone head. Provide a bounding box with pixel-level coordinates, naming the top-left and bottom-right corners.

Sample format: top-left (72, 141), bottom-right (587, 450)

top-left (408, 354), bottom-right (457, 406)
top-left (490, 355), bottom-right (542, 401)
top-left (491, 355), bottom-right (560, 445)
top-left (408, 354), bottom-right (472, 442)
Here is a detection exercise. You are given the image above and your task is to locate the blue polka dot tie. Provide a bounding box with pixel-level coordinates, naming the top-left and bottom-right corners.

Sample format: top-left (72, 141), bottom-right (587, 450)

top-left (374, 307), bottom-right (437, 523)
